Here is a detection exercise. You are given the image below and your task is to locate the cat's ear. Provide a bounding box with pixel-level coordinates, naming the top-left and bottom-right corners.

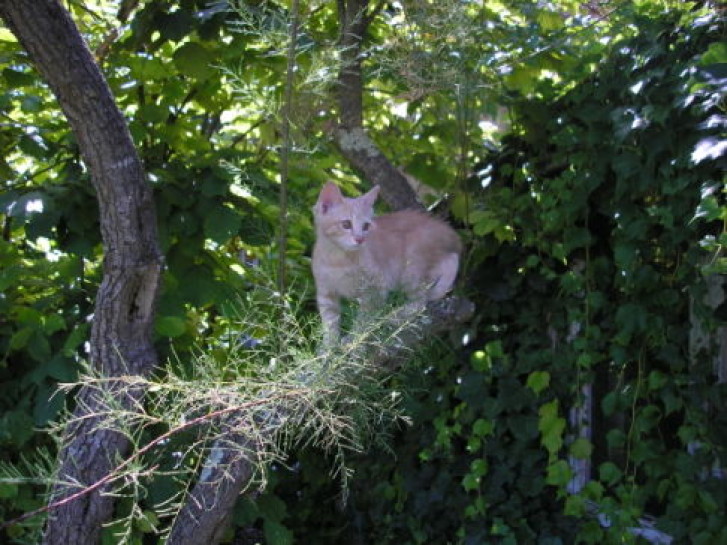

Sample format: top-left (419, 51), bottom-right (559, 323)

top-left (360, 185), bottom-right (380, 208)
top-left (317, 182), bottom-right (343, 214)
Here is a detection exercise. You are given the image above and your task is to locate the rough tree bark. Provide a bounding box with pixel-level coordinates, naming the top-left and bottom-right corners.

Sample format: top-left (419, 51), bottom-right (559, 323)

top-left (0, 1), bottom-right (163, 544)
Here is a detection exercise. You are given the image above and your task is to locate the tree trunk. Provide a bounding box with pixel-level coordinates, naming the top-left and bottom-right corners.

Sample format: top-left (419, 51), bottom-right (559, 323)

top-left (0, 1), bottom-right (163, 544)
top-left (334, 0), bottom-right (422, 211)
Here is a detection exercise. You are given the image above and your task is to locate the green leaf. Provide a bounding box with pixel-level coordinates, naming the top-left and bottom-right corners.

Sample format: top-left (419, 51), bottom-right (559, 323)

top-left (526, 370), bottom-right (550, 394)
top-left (20, 96), bottom-right (42, 114)
top-left (537, 10), bottom-right (563, 32)
top-left (485, 340), bottom-right (504, 359)
top-left (647, 370), bottom-right (667, 391)
top-left (599, 461), bottom-right (622, 486)
top-left (256, 493), bottom-right (287, 522)
top-left (2, 68), bottom-right (35, 87)
top-left (15, 306), bottom-right (43, 326)
top-left (43, 313), bottom-right (66, 335)
top-left (135, 510), bottom-right (159, 533)
top-left (27, 331), bottom-right (51, 362)
top-left (472, 418), bottom-right (493, 437)
top-left (128, 54), bottom-right (167, 80)
top-left (155, 316), bottom-right (187, 338)
top-left (471, 349), bottom-right (491, 372)
top-left (564, 494), bottom-right (586, 516)
top-left (233, 496), bottom-right (260, 526)
top-left (701, 42), bottom-right (727, 65)
top-left (0, 28), bottom-right (16, 42)
top-left (34, 382), bottom-right (65, 426)
top-left (545, 460), bottom-right (572, 486)
top-left (46, 355), bottom-right (77, 382)
top-left (203, 206), bottom-right (242, 243)
top-left (62, 324), bottom-right (89, 356)
top-left (0, 264), bottom-right (22, 291)
top-left (138, 104), bottom-right (169, 124)
top-left (538, 400), bottom-right (565, 455)
top-left (264, 520), bottom-right (293, 545)
top-left (18, 134), bottom-right (46, 157)
top-left (0, 410), bottom-right (34, 447)
top-left (0, 482), bottom-right (18, 499)
top-left (462, 472), bottom-right (480, 492)
top-left (569, 438), bottom-right (593, 460)
top-left (470, 458), bottom-right (488, 477)
top-left (173, 42), bottom-right (215, 79)
top-left (9, 327), bottom-right (33, 350)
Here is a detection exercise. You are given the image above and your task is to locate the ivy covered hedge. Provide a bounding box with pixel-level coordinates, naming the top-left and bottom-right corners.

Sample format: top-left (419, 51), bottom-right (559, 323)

top-left (256, 12), bottom-right (726, 545)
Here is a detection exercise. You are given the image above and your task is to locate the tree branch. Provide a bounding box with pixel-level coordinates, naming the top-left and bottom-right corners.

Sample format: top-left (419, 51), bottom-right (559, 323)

top-left (333, 0), bottom-right (421, 211)
top-left (164, 296), bottom-right (473, 545)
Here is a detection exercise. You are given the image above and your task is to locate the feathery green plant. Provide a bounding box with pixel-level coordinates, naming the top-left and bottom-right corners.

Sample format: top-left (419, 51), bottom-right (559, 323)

top-left (1, 279), bottom-right (414, 543)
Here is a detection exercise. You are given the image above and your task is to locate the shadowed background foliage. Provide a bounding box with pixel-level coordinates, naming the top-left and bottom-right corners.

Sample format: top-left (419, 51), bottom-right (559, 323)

top-left (0, 1), bottom-right (725, 543)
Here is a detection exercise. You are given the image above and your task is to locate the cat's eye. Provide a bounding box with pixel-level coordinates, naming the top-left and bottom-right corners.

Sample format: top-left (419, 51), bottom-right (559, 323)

top-left (341, 220), bottom-right (352, 230)
top-left (362, 222), bottom-right (370, 231)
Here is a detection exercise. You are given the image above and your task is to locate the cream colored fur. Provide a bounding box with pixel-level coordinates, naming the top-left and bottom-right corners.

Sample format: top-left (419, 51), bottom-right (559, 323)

top-left (312, 181), bottom-right (461, 342)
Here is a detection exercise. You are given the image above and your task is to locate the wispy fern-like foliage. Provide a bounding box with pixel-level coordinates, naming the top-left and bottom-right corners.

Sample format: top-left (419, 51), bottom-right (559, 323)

top-left (2, 280), bottom-right (411, 543)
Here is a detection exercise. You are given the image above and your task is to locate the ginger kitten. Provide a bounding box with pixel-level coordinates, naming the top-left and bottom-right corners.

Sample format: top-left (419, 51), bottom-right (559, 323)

top-left (312, 181), bottom-right (461, 342)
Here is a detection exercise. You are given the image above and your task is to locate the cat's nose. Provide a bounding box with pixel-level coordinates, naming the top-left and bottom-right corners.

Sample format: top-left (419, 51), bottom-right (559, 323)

top-left (354, 236), bottom-right (364, 244)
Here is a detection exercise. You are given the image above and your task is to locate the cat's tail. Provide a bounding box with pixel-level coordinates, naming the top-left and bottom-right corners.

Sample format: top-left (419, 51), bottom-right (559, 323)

top-left (429, 252), bottom-right (459, 300)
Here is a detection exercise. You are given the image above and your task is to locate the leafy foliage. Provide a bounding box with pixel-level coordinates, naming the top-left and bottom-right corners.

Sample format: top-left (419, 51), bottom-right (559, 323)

top-left (241, 6), bottom-right (726, 545)
top-left (263, 8), bottom-right (725, 545)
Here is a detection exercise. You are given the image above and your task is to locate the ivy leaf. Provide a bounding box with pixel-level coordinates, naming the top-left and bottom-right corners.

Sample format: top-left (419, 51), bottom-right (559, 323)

top-left (599, 461), bottom-right (622, 486)
top-left (564, 494), bottom-right (586, 517)
top-left (257, 493), bottom-right (287, 523)
top-left (545, 460), bottom-right (572, 486)
top-left (472, 418), bottom-right (493, 437)
top-left (526, 370), bottom-right (550, 394)
top-left (264, 520), bottom-right (293, 545)
top-left (538, 400), bottom-right (565, 456)
top-left (462, 472), bottom-right (480, 492)
top-left (569, 438), bottom-right (593, 460)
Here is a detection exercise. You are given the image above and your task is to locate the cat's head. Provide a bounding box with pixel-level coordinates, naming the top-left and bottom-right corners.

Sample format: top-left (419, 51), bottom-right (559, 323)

top-left (314, 182), bottom-right (380, 251)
